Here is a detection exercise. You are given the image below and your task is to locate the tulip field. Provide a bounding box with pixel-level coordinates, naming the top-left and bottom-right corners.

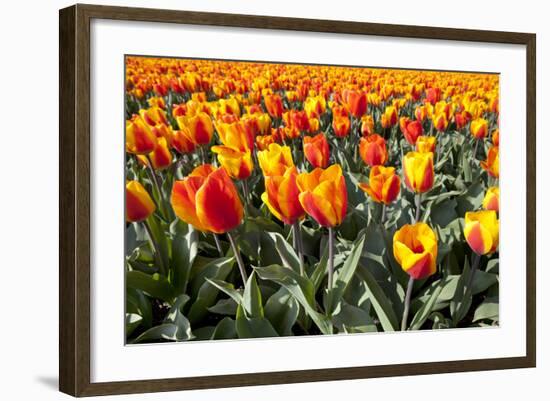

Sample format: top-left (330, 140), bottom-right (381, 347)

top-left (125, 56), bottom-right (500, 343)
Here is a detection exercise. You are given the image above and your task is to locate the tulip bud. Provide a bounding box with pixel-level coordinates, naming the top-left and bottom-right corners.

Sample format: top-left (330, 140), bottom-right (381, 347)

top-left (400, 117), bottom-right (424, 145)
top-left (433, 112), bottom-right (448, 132)
top-left (358, 166), bottom-right (401, 205)
top-left (126, 115), bottom-right (157, 154)
top-left (126, 180), bottom-right (156, 222)
top-left (393, 222), bottom-right (438, 279)
top-left (296, 164), bottom-right (348, 227)
top-left (464, 210), bottom-right (499, 255)
top-left (482, 187), bottom-right (500, 212)
top-left (176, 112), bottom-right (214, 145)
top-left (361, 115), bottom-right (375, 136)
top-left (303, 133), bottom-right (330, 169)
top-left (258, 143), bottom-right (295, 176)
top-left (264, 94), bottom-right (284, 118)
top-left (403, 151), bottom-right (434, 193)
top-left (211, 146), bottom-right (254, 180)
top-left (470, 118), bottom-right (489, 140)
top-left (359, 134), bottom-right (388, 167)
top-left (381, 106), bottom-right (398, 128)
top-left (332, 115), bottom-right (351, 138)
top-left (492, 128), bottom-right (499, 146)
top-left (416, 136), bottom-right (437, 153)
top-left (481, 146), bottom-right (499, 178)
top-left (262, 167), bottom-right (305, 225)
top-left (171, 165), bottom-right (244, 233)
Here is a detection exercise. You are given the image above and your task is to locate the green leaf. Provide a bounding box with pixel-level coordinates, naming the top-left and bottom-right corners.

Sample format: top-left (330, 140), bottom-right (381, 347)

top-left (473, 297), bottom-right (499, 322)
top-left (210, 317), bottom-right (237, 340)
top-left (170, 221), bottom-right (198, 293)
top-left (326, 233), bottom-right (366, 315)
top-left (332, 302), bottom-right (377, 333)
top-left (208, 298), bottom-right (238, 316)
top-left (450, 257), bottom-right (472, 325)
top-left (126, 287), bottom-right (152, 329)
top-left (409, 280), bottom-right (444, 330)
top-left (125, 313), bottom-right (143, 337)
top-left (269, 232), bottom-right (301, 273)
top-left (205, 278), bottom-right (243, 305)
top-left (264, 287), bottom-right (299, 336)
top-left (235, 304), bottom-right (279, 338)
top-left (356, 267), bottom-right (399, 331)
top-left (472, 271), bottom-right (498, 295)
top-left (310, 245), bottom-right (329, 293)
top-left (243, 272), bottom-right (264, 318)
top-left (255, 265), bottom-right (333, 334)
top-left (126, 270), bottom-right (177, 304)
top-left (132, 322), bottom-right (193, 343)
top-left (187, 257), bottom-right (235, 324)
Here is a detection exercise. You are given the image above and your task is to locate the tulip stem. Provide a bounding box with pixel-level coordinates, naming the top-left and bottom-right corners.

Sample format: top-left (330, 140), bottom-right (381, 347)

top-left (467, 253), bottom-right (481, 292)
top-left (328, 227), bottom-right (335, 291)
top-left (414, 193), bottom-right (422, 223)
top-left (242, 179), bottom-right (251, 215)
top-left (381, 204), bottom-right (387, 226)
top-left (293, 222), bottom-right (305, 276)
top-left (213, 234), bottom-right (224, 257)
top-left (401, 276), bottom-right (415, 331)
top-left (227, 231), bottom-right (248, 285)
top-left (473, 139), bottom-right (480, 160)
top-left (143, 219), bottom-right (166, 277)
top-left (145, 155), bottom-right (168, 220)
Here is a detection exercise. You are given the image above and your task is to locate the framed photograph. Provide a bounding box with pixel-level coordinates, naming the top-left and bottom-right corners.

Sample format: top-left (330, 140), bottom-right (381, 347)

top-left (59, 4), bottom-right (536, 397)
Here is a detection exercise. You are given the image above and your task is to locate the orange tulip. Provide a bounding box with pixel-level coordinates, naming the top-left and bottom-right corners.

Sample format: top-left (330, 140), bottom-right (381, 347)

top-left (403, 151), bottom-right (434, 193)
top-left (126, 180), bottom-right (156, 222)
top-left (481, 146), bottom-right (499, 178)
top-left (359, 134), bottom-right (388, 166)
top-left (425, 87), bottom-right (441, 105)
top-left (416, 136), bottom-right (436, 153)
top-left (258, 143), bottom-right (295, 176)
top-left (171, 128), bottom-right (196, 154)
top-left (455, 111), bottom-right (468, 130)
top-left (304, 95), bottom-right (327, 119)
top-left (332, 115), bottom-right (351, 138)
top-left (482, 187), bottom-right (499, 212)
top-left (147, 137), bottom-right (172, 170)
top-left (393, 222), bottom-right (438, 279)
top-left (264, 94), bottom-right (284, 118)
top-left (139, 107), bottom-right (168, 127)
top-left (262, 167), bottom-right (305, 225)
top-left (492, 128), bottom-right (500, 146)
top-left (343, 89), bottom-right (367, 118)
top-left (211, 146), bottom-right (253, 180)
top-left (470, 118), bottom-right (489, 139)
top-left (126, 115), bottom-right (157, 155)
top-left (415, 105), bottom-right (428, 122)
top-left (400, 117), bottom-right (424, 145)
top-left (464, 210), bottom-right (499, 255)
top-left (176, 112), bottom-right (214, 145)
top-left (303, 133), bottom-right (330, 168)
top-left (283, 110), bottom-right (310, 132)
top-left (215, 120), bottom-right (254, 152)
top-left (171, 165), bottom-right (244, 233)
top-left (358, 166), bottom-right (401, 205)
top-left (296, 164), bottom-right (347, 227)
top-left (361, 115), bottom-right (375, 136)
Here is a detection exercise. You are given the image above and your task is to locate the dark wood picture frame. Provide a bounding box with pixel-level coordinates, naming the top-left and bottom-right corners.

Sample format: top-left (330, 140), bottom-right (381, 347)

top-left (59, 3), bottom-right (536, 397)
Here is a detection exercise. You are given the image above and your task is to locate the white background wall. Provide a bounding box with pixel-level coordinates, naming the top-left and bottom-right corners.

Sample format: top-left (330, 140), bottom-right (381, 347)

top-left (0, 0), bottom-right (545, 399)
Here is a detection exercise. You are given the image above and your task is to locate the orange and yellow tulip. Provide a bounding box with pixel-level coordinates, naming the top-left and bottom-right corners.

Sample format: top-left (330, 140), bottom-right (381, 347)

top-left (359, 134), bottom-right (388, 167)
top-left (492, 128), bottom-right (499, 146)
top-left (262, 167), bottom-right (305, 225)
top-left (332, 115), bottom-right (351, 138)
top-left (415, 105), bottom-right (428, 122)
top-left (139, 107), bottom-right (168, 127)
top-left (176, 112), bottom-right (214, 145)
top-left (343, 89), bottom-right (367, 118)
top-left (361, 115), bottom-right (375, 136)
top-left (145, 137), bottom-right (172, 170)
top-left (296, 164), bottom-right (347, 227)
top-left (215, 120), bottom-right (254, 152)
top-left (258, 143), bottom-right (294, 176)
top-left (171, 165), bottom-right (244, 233)
top-left (482, 187), bottom-right (499, 212)
top-left (211, 146), bottom-right (254, 180)
top-left (464, 210), bottom-right (499, 255)
top-left (470, 118), bottom-right (489, 139)
top-left (358, 166), bottom-right (401, 205)
top-left (481, 146), bottom-right (499, 178)
top-left (303, 133), bottom-right (330, 169)
top-left (433, 112), bottom-right (448, 132)
top-left (381, 106), bottom-right (398, 128)
top-left (393, 222), bottom-right (438, 280)
top-left (264, 93), bottom-right (284, 118)
top-left (126, 115), bottom-right (157, 154)
top-left (171, 128), bottom-right (196, 154)
top-left (403, 151), bottom-right (434, 193)
top-left (416, 136), bottom-right (436, 153)
top-left (126, 180), bottom-right (156, 222)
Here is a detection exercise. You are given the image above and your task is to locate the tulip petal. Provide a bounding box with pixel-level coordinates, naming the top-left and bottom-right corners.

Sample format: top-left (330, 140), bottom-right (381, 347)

top-left (171, 177), bottom-right (208, 231)
top-left (464, 221), bottom-right (493, 255)
top-left (299, 191), bottom-right (337, 227)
